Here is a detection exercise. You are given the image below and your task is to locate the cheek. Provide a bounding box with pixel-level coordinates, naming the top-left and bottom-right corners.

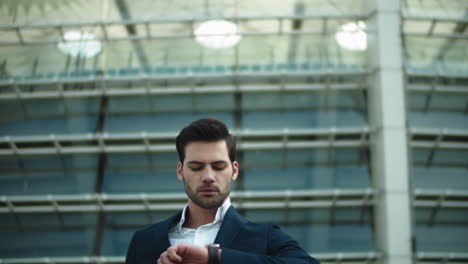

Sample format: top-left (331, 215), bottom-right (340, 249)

top-left (183, 171), bottom-right (199, 184)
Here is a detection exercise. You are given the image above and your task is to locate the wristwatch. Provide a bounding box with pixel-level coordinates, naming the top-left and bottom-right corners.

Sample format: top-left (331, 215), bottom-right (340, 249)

top-left (205, 243), bottom-right (221, 264)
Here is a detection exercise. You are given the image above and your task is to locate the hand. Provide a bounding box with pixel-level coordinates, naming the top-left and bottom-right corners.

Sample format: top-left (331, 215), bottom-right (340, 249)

top-left (157, 243), bottom-right (209, 264)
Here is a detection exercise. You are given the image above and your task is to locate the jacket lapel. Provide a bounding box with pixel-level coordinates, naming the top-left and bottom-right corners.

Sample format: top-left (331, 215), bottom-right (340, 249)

top-left (153, 211), bottom-right (182, 253)
top-left (214, 206), bottom-right (247, 247)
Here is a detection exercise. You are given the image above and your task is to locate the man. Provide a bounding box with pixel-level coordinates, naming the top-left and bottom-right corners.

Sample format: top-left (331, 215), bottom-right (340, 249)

top-left (125, 118), bottom-right (319, 264)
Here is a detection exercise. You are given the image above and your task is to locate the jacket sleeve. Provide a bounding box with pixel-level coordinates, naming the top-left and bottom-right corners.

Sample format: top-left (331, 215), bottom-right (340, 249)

top-left (125, 231), bottom-right (138, 264)
top-left (221, 224), bottom-right (320, 264)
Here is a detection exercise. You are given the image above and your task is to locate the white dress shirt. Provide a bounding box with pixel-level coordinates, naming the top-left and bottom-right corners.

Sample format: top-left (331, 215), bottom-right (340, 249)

top-left (168, 198), bottom-right (231, 247)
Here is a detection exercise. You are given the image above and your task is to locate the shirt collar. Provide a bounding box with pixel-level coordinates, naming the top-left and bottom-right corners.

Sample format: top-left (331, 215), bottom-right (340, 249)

top-left (171, 197), bottom-right (231, 233)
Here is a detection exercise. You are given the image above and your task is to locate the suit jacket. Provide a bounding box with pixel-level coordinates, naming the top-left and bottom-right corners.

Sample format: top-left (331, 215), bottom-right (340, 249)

top-left (125, 206), bottom-right (319, 264)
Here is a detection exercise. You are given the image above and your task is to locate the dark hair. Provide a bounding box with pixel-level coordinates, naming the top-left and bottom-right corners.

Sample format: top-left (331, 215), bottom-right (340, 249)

top-left (176, 118), bottom-right (236, 163)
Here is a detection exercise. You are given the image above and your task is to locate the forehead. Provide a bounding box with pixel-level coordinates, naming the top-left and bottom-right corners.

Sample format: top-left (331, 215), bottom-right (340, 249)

top-left (184, 140), bottom-right (230, 161)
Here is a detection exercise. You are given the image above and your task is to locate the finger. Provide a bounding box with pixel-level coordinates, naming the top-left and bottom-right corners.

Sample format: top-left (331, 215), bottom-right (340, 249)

top-left (167, 246), bottom-right (182, 262)
top-left (159, 252), bottom-right (176, 264)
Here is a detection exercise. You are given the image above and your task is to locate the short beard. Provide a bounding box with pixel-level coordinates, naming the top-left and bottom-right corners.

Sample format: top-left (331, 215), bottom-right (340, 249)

top-left (183, 175), bottom-right (231, 209)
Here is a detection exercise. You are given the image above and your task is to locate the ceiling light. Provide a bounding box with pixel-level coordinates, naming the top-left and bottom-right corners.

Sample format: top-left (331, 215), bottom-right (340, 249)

top-left (335, 21), bottom-right (367, 51)
top-left (58, 31), bottom-right (102, 58)
top-left (194, 20), bottom-right (241, 49)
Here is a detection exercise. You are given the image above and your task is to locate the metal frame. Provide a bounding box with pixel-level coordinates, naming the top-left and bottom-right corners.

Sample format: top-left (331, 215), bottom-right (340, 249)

top-left (413, 189), bottom-right (468, 208)
top-left (0, 127), bottom-right (370, 156)
top-left (407, 83), bottom-right (468, 93)
top-left (409, 128), bottom-right (468, 151)
top-left (0, 189), bottom-right (376, 214)
top-left (1, 13), bottom-right (466, 46)
top-left (0, 81), bottom-right (367, 100)
top-left (2, 188), bottom-right (467, 215)
top-left (402, 14), bottom-right (468, 39)
top-left (2, 127), bottom-right (467, 157)
top-left (0, 14), bottom-right (369, 45)
top-left (4, 252), bottom-right (468, 264)
top-left (416, 252), bottom-right (468, 263)
top-left (0, 68), bottom-right (370, 86)
top-left (0, 252), bottom-right (382, 264)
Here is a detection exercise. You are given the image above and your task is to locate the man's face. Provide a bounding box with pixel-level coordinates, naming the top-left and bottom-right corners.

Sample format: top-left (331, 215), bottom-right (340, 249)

top-left (177, 140), bottom-right (238, 209)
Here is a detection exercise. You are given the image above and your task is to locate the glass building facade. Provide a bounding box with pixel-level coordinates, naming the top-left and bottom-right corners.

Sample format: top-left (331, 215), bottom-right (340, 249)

top-left (0, 1), bottom-right (467, 263)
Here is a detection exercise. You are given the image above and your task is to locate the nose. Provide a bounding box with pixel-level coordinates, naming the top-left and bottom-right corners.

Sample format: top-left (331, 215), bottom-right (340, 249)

top-left (201, 167), bottom-right (215, 183)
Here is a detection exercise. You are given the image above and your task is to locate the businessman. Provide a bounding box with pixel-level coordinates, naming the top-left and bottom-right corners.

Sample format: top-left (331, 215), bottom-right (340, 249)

top-left (125, 118), bottom-right (319, 264)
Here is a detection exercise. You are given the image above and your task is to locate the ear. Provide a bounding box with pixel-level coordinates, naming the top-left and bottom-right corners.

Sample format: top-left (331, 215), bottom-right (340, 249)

top-left (176, 162), bottom-right (184, 181)
top-left (231, 161), bottom-right (239, 181)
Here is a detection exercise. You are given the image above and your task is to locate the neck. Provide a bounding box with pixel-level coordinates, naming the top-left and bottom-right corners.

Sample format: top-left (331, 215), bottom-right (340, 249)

top-left (183, 200), bottom-right (220, 229)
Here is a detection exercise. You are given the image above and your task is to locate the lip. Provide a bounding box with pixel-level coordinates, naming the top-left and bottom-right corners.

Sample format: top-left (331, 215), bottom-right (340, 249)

top-left (199, 188), bottom-right (218, 194)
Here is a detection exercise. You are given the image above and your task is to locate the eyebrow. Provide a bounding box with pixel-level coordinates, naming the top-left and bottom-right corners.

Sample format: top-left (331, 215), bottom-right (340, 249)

top-left (186, 160), bottom-right (228, 166)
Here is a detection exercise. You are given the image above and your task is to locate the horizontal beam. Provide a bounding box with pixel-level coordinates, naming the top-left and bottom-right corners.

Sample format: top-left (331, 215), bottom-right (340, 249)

top-left (413, 201), bottom-right (468, 208)
top-left (0, 200), bottom-right (375, 214)
top-left (5, 252), bottom-right (468, 264)
top-left (2, 127), bottom-right (468, 157)
top-left (0, 257), bottom-right (125, 264)
top-left (0, 189), bottom-right (376, 214)
top-left (402, 14), bottom-right (468, 24)
top-left (402, 13), bottom-right (468, 39)
top-left (0, 128), bottom-right (370, 156)
top-left (2, 189), bottom-right (375, 203)
top-left (0, 14), bottom-right (369, 29)
top-left (0, 83), bottom-right (365, 100)
top-left (409, 128), bottom-right (468, 150)
top-left (0, 252), bottom-right (381, 264)
top-left (413, 189), bottom-right (468, 200)
top-left (0, 14), bottom-right (369, 45)
top-left (2, 188), bottom-right (468, 214)
top-left (416, 252), bottom-right (468, 262)
top-left (413, 189), bottom-right (468, 208)
top-left (409, 128), bottom-right (468, 137)
top-left (0, 141), bottom-right (367, 155)
top-left (410, 141), bottom-right (468, 150)
top-left (0, 69), bottom-right (370, 87)
top-left (407, 84), bottom-right (468, 93)
top-left (405, 69), bottom-right (468, 79)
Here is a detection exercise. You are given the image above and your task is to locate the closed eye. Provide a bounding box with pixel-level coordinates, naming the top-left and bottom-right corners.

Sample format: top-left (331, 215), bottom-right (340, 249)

top-left (189, 166), bottom-right (203, 171)
top-left (212, 164), bottom-right (227, 171)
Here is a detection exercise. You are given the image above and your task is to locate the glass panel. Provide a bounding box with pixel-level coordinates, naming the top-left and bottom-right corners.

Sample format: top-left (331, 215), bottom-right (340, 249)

top-left (408, 112), bottom-right (468, 130)
top-left (244, 166), bottom-right (370, 190)
top-left (404, 37), bottom-right (468, 75)
top-left (0, 155), bottom-right (97, 195)
top-left (242, 110), bottom-right (367, 129)
top-left (415, 208), bottom-right (468, 252)
top-left (107, 94), bottom-right (235, 114)
top-left (246, 208), bottom-right (374, 253)
top-left (243, 149), bottom-right (370, 190)
top-left (104, 112), bottom-right (235, 133)
top-left (403, 0), bottom-right (468, 19)
top-left (0, 213), bottom-right (96, 257)
top-left (102, 211), bottom-right (177, 255)
top-left (412, 167), bottom-right (468, 190)
top-left (0, 99), bottom-right (99, 136)
top-left (104, 152), bottom-right (180, 193)
top-left (408, 93), bottom-right (468, 112)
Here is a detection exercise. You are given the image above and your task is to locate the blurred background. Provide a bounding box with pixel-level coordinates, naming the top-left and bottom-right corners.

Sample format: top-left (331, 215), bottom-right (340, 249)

top-left (0, 0), bottom-right (467, 264)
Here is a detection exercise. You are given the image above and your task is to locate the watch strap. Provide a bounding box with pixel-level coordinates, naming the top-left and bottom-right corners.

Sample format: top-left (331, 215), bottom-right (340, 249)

top-left (207, 244), bottom-right (220, 264)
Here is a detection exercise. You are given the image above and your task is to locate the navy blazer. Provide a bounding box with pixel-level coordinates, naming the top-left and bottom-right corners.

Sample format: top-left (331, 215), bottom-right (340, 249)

top-left (126, 206), bottom-right (319, 264)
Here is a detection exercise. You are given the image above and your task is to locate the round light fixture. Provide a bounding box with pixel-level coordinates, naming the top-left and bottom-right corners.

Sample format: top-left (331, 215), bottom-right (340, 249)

top-left (335, 21), bottom-right (367, 51)
top-left (194, 20), bottom-right (241, 49)
top-left (58, 31), bottom-right (102, 58)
